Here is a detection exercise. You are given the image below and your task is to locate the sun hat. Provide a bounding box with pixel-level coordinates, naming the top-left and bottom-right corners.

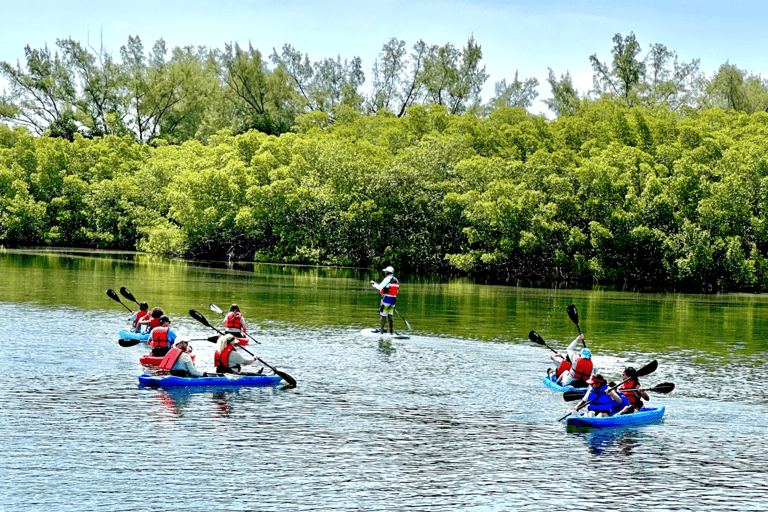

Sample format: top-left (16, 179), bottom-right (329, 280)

top-left (383, 266), bottom-right (395, 273)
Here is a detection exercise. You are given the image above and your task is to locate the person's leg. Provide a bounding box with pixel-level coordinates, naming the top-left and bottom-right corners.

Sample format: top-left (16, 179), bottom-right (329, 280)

top-left (388, 314), bottom-right (394, 334)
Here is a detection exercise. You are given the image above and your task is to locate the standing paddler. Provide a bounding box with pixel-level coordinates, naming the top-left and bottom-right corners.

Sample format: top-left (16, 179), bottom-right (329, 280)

top-left (370, 266), bottom-right (399, 335)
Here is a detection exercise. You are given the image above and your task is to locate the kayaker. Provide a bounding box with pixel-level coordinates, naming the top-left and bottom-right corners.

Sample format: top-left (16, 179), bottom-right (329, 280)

top-left (572, 374), bottom-right (623, 417)
top-left (160, 339), bottom-right (205, 377)
top-left (616, 367), bottom-right (650, 414)
top-left (148, 315), bottom-right (176, 357)
top-left (370, 265), bottom-right (399, 334)
top-left (548, 352), bottom-right (572, 381)
top-left (128, 302), bottom-right (150, 333)
top-left (214, 334), bottom-right (259, 374)
top-left (138, 307), bottom-right (164, 332)
top-left (558, 335), bottom-right (594, 388)
top-left (223, 304), bottom-right (247, 336)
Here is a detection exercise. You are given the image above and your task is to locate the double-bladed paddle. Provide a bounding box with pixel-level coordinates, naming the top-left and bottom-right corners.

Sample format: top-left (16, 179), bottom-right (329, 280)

top-left (566, 304), bottom-right (587, 348)
top-left (189, 309), bottom-right (296, 387)
top-left (118, 335), bottom-right (219, 348)
top-left (106, 289), bottom-right (133, 313)
top-left (557, 359), bottom-right (658, 421)
top-left (562, 381), bottom-right (675, 402)
top-left (529, 330), bottom-right (558, 354)
top-left (209, 304), bottom-right (261, 344)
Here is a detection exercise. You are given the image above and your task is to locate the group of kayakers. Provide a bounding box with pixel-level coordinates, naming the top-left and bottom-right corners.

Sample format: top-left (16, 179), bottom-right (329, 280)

top-left (548, 333), bottom-right (651, 417)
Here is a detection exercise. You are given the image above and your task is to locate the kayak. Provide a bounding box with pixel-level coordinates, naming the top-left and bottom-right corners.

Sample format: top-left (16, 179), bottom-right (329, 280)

top-left (119, 330), bottom-right (150, 342)
top-left (359, 328), bottom-right (410, 340)
top-left (565, 406), bottom-right (665, 428)
top-left (543, 374), bottom-right (586, 394)
top-left (140, 353), bottom-right (195, 366)
top-left (138, 373), bottom-right (282, 388)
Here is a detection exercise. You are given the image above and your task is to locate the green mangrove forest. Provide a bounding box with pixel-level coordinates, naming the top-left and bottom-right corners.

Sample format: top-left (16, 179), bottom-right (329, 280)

top-left (3, 32), bottom-right (768, 292)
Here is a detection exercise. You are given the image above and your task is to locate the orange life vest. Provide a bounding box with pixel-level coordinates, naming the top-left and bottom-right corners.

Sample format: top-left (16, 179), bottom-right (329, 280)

top-left (224, 312), bottom-right (245, 332)
top-left (380, 276), bottom-right (399, 297)
top-left (572, 358), bottom-right (593, 381)
top-left (214, 344), bottom-right (236, 368)
top-left (149, 327), bottom-right (172, 349)
top-left (555, 359), bottom-right (572, 378)
top-left (620, 378), bottom-right (643, 406)
top-left (159, 347), bottom-right (183, 370)
top-left (133, 310), bottom-right (150, 330)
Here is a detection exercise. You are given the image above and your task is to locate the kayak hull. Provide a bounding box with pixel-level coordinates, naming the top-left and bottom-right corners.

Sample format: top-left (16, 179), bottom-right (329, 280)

top-left (140, 354), bottom-right (195, 366)
top-left (138, 373), bottom-right (282, 388)
top-left (359, 328), bottom-right (409, 339)
top-left (119, 330), bottom-right (150, 342)
top-left (565, 406), bottom-right (665, 428)
top-left (543, 374), bottom-right (586, 394)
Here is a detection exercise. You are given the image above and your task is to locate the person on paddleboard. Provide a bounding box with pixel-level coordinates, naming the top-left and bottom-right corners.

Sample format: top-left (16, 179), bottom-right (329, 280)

top-left (370, 266), bottom-right (399, 334)
top-left (128, 302), bottom-right (150, 333)
top-left (571, 374), bottom-right (623, 417)
top-left (214, 334), bottom-right (261, 374)
top-left (148, 315), bottom-right (177, 357)
top-left (557, 334), bottom-right (594, 388)
top-left (616, 367), bottom-right (650, 415)
top-left (223, 304), bottom-right (247, 336)
top-left (160, 338), bottom-right (204, 377)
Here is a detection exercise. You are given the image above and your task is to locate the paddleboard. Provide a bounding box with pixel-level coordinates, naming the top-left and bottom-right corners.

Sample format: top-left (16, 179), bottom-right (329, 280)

top-left (359, 328), bottom-right (410, 340)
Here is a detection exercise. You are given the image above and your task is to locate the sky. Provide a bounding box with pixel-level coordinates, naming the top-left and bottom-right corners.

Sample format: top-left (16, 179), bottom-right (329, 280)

top-left (2, 0), bottom-right (768, 116)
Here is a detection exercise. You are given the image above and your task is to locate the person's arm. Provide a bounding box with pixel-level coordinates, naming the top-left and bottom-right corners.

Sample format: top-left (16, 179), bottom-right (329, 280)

top-left (181, 353), bottom-right (204, 377)
top-left (370, 275), bottom-right (391, 291)
top-left (168, 330), bottom-right (177, 343)
top-left (229, 349), bottom-right (254, 366)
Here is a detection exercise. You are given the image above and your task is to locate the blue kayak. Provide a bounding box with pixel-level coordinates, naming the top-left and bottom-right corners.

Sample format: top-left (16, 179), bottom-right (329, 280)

top-left (565, 406), bottom-right (665, 428)
top-left (542, 374), bottom-right (586, 394)
top-left (119, 330), bottom-right (150, 341)
top-left (138, 373), bottom-right (283, 388)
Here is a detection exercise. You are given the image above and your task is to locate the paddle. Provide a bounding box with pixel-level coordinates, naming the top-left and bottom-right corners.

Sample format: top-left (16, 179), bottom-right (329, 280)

top-left (563, 382), bottom-right (675, 402)
top-left (557, 359), bottom-right (657, 421)
top-left (566, 304), bottom-right (587, 348)
top-left (106, 289), bottom-right (133, 313)
top-left (189, 309), bottom-right (295, 387)
top-left (120, 287), bottom-right (141, 306)
top-left (529, 330), bottom-right (558, 354)
top-left (119, 338), bottom-right (144, 347)
top-left (395, 309), bottom-right (412, 331)
top-left (209, 303), bottom-right (261, 344)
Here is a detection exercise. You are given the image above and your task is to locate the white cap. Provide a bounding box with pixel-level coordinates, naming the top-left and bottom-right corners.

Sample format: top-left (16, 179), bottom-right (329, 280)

top-left (383, 266), bottom-right (395, 273)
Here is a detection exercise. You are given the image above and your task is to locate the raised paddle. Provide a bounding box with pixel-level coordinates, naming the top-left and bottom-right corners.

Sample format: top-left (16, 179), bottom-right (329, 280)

top-left (566, 304), bottom-right (587, 348)
top-left (557, 359), bottom-right (657, 421)
top-left (529, 330), bottom-right (558, 354)
top-left (190, 309), bottom-right (296, 387)
top-left (563, 382), bottom-right (675, 402)
top-left (120, 287), bottom-right (142, 306)
top-left (209, 303), bottom-right (261, 344)
top-left (106, 289), bottom-right (133, 313)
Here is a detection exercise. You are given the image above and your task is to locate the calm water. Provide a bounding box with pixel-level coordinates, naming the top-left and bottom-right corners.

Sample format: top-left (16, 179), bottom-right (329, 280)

top-left (1, 248), bottom-right (767, 511)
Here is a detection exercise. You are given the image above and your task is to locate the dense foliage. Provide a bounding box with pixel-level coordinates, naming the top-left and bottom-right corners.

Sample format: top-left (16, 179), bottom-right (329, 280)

top-left (3, 100), bottom-right (768, 292)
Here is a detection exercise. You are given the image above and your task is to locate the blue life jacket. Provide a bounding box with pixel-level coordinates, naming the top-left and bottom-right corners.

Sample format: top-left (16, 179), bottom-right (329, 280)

top-left (586, 385), bottom-right (617, 413)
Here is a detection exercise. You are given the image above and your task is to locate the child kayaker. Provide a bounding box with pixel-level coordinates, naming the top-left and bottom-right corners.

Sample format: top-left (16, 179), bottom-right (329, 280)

top-left (617, 367), bottom-right (650, 414)
top-left (571, 374), bottom-right (623, 417)
top-left (557, 334), bottom-right (594, 388)
top-left (129, 302), bottom-right (150, 333)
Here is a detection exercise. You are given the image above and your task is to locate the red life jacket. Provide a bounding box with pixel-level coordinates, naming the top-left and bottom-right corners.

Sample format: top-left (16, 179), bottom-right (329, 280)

top-left (381, 276), bottom-right (399, 297)
top-left (149, 327), bottom-right (172, 349)
top-left (555, 359), bottom-right (572, 378)
top-left (148, 317), bottom-right (162, 330)
top-left (620, 378), bottom-right (642, 406)
top-left (224, 312), bottom-right (245, 332)
top-left (133, 310), bottom-right (150, 329)
top-left (159, 347), bottom-right (183, 370)
top-left (572, 358), bottom-right (593, 381)
top-left (214, 344), bottom-right (236, 368)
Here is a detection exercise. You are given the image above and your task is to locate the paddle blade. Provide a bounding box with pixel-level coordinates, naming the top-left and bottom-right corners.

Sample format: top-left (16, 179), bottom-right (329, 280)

top-left (649, 382), bottom-right (675, 394)
top-left (118, 338), bottom-right (143, 347)
top-left (529, 330), bottom-right (544, 344)
top-left (636, 360), bottom-right (658, 377)
top-left (189, 309), bottom-right (212, 328)
top-left (210, 303), bottom-right (223, 315)
top-left (106, 289), bottom-right (120, 302)
top-left (120, 287), bottom-right (140, 305)
top-left (566, 304), bottom-right (579, 326)
top-left (563, 390), bottom-right (587, 402)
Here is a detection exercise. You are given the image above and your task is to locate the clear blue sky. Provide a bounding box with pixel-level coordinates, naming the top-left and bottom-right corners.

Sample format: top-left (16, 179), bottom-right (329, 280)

top-left (2, 0), bottom-right (767, 116)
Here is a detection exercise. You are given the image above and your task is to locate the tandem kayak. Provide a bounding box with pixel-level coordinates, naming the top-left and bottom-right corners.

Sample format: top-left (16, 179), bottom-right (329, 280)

top-left (138, 373), bottom-right (282, 388)
top-left (543, 374), bottom-right (587, 394)
top-left (359, 328), bottom-right (410, 340)
top-left (565, 406), bottom-right (665, 428)
top-left (119, 330), bottom-right (150, 342)
top-left (139, 354), bottom-right (195, 366)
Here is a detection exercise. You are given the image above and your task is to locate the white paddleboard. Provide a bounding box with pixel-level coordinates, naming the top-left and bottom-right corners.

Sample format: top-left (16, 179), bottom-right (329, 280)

top-left (359, 328), bottom-right (410, 339)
